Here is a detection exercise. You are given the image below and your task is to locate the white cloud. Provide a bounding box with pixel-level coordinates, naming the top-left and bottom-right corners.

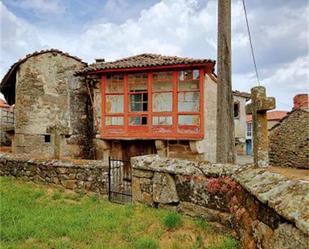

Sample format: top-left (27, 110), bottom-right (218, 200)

top-left (0, 92), bottom-right (5, 101)
top-left (0, 0), bottom-right (308, 110)
top-left (0, 2), bottom-right (42, 77)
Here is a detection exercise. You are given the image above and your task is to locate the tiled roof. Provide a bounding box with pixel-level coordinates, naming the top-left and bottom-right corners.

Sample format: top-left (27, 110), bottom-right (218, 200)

top-left (246, 111), bottom-right (288, 122)
top-left (0, 99), bottom-right (9, 109)
top-left (0, 49), bottom-right (86, 92)
top-left (233, 91), bottom-right (251, 100)
top-left (77, 53), bottom-right (215, 74)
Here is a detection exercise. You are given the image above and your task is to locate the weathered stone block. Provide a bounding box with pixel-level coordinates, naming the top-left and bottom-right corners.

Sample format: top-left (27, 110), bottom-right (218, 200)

top-left (132, 177), bottom-right (143, 203)
top-left (178, 201), bottom-right (231, 226)
top-left (63, 180), bottom-right (76, 190)
top-left (273, 223), bottom-right (309, 249)
top-left (153, 172), bottom-right (179, 204)
top-left (252, 221), bottom-right (274, 249)
top-left (132, 169), bottom-right (154, 179)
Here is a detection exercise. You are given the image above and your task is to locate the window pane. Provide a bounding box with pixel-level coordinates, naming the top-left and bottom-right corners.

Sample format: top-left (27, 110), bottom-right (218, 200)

top-left (193, 70), bottom-right (200, 80)
top-left (129, 116), bottom-right (147, 125)
top-left (153, 116), bottom-right (172, 125)
top-left (178, 92), bottom-right (200, 112)
top-left (106, 95), bottom-right (124, 113)
top-left (128, 73), bottom-right (147, 92)
top-left (179, 70), bottom-right (199, 90)
top-left (106, 116), bottom-right (124, 126)
top-left (234, 103), bottom-right (240, 118)
top-left (130, 93), bottom-right (148, 112)
top-left (153, 92), bottom-right (172, 112)
top-left (153, 71), bottom-right (173, 91)
top-left (106, 74), bottom-right (124, 93)
top-left (178, 115), bottom-right (200, 125)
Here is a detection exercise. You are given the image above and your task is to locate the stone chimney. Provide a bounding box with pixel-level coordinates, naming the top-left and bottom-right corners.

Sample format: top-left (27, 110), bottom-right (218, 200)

top-left (293, 94), bottom-right (308, 110)
top-left (95, 58), bottom-right (105, 63)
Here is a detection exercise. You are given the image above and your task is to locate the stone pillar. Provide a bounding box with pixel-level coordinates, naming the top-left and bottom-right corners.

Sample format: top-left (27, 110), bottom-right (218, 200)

top-left (216, 0), bottom-right (235, 164)
top-left (246, 86), bottom-right (275, 167)
top-left (155, 140), bottom-right (167, 157)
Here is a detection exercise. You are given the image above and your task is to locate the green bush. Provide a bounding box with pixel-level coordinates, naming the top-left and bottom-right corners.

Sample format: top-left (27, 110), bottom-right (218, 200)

top-left (134, 237), bottom-right (159, 249)
top-left (163, 212), bottom-right (182, 229)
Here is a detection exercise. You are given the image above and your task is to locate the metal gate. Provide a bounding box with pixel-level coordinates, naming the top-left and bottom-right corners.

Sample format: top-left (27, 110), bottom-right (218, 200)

top-left (108, 157), bottom-right (132, 204)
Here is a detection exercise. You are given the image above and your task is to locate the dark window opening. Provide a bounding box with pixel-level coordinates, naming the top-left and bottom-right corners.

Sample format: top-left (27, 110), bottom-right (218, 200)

top-left (130, 91), bottom-right (148, 112)
top-left (44, 134), bottom-right (51, 143)
top-left (179, 140), bottom-right (190, 145)
top-left (129, 116), bottom-right (148, 125)
top-left (234, 102), bottom-right (240, 118)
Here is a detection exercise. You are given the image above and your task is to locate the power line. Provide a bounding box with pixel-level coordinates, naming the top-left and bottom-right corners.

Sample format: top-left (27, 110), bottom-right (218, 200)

top-left (242, 0), bottom-right (261, 86)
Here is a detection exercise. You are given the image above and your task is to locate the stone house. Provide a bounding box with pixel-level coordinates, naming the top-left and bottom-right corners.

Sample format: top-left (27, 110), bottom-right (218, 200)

top-left (0, 49), bottom-right (91, 159)
top-left (77, 53), bottom-right (249, 163)
top-left (269, 94), bottom-right (309, 169)
top-left (245, 110), bottom-right (287, 155)
top-left (233, 91), bottom-right (250, 155)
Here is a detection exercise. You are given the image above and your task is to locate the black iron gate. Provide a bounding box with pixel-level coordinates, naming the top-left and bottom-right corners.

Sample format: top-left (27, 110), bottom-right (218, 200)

top-left (108, 157), bottom-right (132, 204)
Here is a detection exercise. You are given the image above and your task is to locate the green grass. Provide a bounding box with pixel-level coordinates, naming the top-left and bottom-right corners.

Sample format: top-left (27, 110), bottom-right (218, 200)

top-left (0, 177), bottom-right (238, 249)
top-left (163, 212), bottom-right (182, 229)
top-left (196, 218), bottom-right (210, 232)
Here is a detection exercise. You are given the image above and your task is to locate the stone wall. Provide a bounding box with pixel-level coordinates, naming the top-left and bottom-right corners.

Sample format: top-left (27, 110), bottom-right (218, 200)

top-left (0, 153), bottom-right (108, 194)
top-left (269, 109), bottom-right (309, 169)
top-left (131, 155), bottom-right (308, 249)
top-left (14, 51), bottom-right (90, 159)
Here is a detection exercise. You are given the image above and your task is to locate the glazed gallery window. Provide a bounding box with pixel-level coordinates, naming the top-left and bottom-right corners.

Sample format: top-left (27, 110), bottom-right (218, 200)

top-left (178, 69), bottom-right (200, 125)
top-left (103, 69), bottom-right (202, 134)
top-left (152, 71), bottom-right (173, 126)
top-left (105, 74), bottom-right (124, 125)
top-left (128, 73), bottom-right (148, 125)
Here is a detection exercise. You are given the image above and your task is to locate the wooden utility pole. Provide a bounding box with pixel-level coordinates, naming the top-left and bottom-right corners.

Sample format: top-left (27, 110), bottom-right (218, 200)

top-left (216, 0), bottom-right (235, 163)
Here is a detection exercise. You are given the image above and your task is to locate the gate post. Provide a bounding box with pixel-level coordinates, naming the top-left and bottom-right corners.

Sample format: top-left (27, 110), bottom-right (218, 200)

top-left (108, 156), bottom-right (111, 201)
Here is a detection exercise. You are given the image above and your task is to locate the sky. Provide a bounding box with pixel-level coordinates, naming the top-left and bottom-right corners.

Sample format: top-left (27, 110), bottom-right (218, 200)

top-left (0, 0), bottom-right (308, 110)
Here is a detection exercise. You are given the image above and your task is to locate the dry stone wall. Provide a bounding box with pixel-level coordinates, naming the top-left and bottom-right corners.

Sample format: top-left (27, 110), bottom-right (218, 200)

top-left (131, 155), bottom-right (309, 249)
top-left (269, 109), bottom-right (309, 169)
top-left (0, 153), bottom-right (108, 194)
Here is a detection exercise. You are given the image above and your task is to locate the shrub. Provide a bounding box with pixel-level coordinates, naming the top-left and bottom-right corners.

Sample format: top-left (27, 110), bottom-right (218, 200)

top-left (134, 237), bottom-right (159, 249)
top-left (163, 212), bottom-right (182, 229)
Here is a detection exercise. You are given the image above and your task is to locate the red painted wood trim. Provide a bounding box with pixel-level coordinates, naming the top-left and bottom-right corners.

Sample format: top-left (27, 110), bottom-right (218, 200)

top-left (101, 133), bottom-right (204, 140)
top-left (148, 72), bottom-right (153, 132)
top-left (101, 75), bottom-right (106, 136)
top-left (200, 68), bottom-right (205, 136)
top-left (124, 74), bottom-right (129, 132)
top-left (172, 71), bottom-right (178, 133)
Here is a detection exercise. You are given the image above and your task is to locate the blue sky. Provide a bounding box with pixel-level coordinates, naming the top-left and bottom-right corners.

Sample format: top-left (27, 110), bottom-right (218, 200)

top-left (0, 0), bottom-right (308, 110)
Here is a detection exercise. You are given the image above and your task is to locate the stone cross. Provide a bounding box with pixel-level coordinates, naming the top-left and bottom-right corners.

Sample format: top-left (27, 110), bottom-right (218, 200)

top-left (246, 86), bottom-right (275, 167)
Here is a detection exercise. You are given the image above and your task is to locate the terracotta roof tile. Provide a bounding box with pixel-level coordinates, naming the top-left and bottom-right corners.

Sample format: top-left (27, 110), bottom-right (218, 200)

top-left (246, 111), bottom-right (288, 122)
top-left (0, 99), bottom-right (9, 109)
top-left (77, 53), bottom-right (215, 74)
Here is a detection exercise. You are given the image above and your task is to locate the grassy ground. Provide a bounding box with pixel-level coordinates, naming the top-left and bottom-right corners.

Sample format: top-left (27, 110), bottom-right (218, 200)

top-left (0, 177), bottom-right (238, 249)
